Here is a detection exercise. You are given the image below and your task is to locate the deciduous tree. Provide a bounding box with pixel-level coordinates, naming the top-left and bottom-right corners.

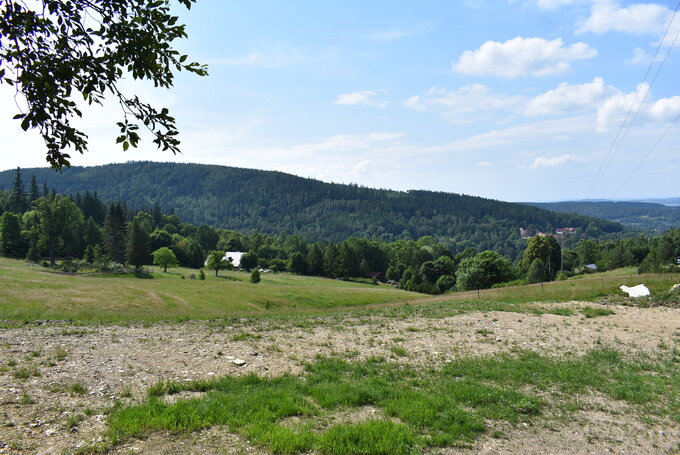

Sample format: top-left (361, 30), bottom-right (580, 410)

top-left (0, 0), bottom-right (207, 168)
top-left (206, 250), bottom-right (231, 276)
top-left (152, 246), bottom-right (178, 272)
top-left (34, 195), bottom-right (83, 265)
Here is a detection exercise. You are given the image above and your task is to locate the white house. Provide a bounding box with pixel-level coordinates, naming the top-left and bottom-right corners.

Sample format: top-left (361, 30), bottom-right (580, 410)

top-left (222, 251), bottom-right (246, 268)
top-left (204, 251), bottom-right (247, 268)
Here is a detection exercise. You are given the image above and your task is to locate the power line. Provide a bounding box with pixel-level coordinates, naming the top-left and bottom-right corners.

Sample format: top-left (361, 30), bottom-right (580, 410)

top-left (611, 110), bottom-right (680, 198)
top-left (584, 0), bottom-right (680, 198)
top-left (597, 20), bottom-right (680, 195)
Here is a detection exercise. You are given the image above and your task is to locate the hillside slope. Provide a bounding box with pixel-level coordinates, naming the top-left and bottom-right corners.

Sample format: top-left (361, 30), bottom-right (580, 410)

top-left (0, 162), bottom-right (621, 256)
top-left (529, 201), bottom-right (680, 232)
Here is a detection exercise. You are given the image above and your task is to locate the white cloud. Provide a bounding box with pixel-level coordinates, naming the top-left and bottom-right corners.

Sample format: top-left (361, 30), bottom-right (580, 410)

top-left (577, 1), bottom-right (671, 35)
top-left (595, 83), bottom-right (680, 131)
top-left (367, 22), bottom-right (434, 41)
top-left (535, 0), bottom-right (584, 9)
top-left (453, 36), bottom-right (597, 78)
top-left (292, 133), bottom-right (403, 154)
top-left (524, 77), bottom-right (615, 115)
top-left (627, 47), bottom-right (652, 65)
top-left (334, 90), bottom-right (387, 108)
top-left (352, 160), bottom-right (373, 174)
top-left (476, 161), bottom-right (492, 166)
top-left (530, 153), bottom-right (576, 168)
top-left (404, 84), bottom-right (521, 123)
top-left (212, 46), bottom-right (308, 68)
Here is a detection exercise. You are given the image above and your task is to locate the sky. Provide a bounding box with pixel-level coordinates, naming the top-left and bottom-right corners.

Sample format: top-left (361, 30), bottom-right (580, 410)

top-left (1, 0), bottom-right (680, 202)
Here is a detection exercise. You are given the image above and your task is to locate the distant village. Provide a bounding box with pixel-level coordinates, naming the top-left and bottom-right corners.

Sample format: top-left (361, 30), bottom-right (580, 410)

top-left (519, 227), bottom-right (576, 240)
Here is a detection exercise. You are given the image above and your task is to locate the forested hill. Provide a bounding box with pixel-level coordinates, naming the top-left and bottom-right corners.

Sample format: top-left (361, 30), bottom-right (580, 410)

top-left (0, 162), bottom-right (621, 256)
top-left (529, 201), bottom-right (680, 232)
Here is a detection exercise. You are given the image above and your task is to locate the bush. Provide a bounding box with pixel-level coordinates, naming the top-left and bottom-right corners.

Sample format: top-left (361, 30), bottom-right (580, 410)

top-left (436, 274), bottom-right (456, 293)
top-left (199, 269), bottom-right (206, 280)
top-left (250, 269), bottom-right (261, 284)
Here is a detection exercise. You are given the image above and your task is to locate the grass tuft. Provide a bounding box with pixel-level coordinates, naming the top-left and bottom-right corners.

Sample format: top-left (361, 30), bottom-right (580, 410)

top-left (580, 307), bottom-right (615, 318)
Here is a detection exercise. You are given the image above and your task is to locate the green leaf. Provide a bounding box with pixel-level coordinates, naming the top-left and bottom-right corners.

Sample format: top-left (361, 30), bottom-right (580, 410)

top-left (123, 141), bottom-right (129, 151)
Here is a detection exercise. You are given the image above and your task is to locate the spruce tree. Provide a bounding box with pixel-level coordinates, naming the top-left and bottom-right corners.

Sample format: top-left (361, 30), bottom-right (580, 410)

top-left (28, 175), bottom-right (39, 203)
top-left (0, 212), bottom-right (25, 257)
top-left (9, 167), bottom-right (28, 214)
top-left (104, 203), bottom-right (128, 263)
top-left (127, 219), bottom-right (149, 272)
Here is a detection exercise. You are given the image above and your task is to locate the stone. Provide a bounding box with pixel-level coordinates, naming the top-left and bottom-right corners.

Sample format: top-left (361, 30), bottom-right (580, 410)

top-left (232, 359), bottom-right (247, 366)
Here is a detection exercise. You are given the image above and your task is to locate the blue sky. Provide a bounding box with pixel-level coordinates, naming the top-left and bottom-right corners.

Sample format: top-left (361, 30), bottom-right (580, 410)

top-left (2, 0), bottom-right (679, 201)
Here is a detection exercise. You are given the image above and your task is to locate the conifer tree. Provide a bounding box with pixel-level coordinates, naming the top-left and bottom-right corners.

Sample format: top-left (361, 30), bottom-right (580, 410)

top-left (127, 219), bottom-right (149, 272)
top-left (104, 203), bottom-right (128, 263)
top-left (28, 175), bottom-right (39, 203)
top-left (9, 167), bottom-right (28, 214)
top-left (0, 212), bottom-right (25, 257)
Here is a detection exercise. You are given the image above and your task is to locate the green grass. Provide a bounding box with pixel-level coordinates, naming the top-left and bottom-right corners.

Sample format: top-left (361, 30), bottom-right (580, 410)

top-left (0, 257), bottom-right (419, 322)
top-left (437, 269), bottom-right (677, 305)
top-left (580, 306), bottom-right (616, 318)
top-left (1, 257), bottom-right (676, 324)
top-left (13, 365), bottom-right (40, 380)
top-left (107, 348), bottom-right (679, 454)
top-left (66, 413), bottom-right (85, 429)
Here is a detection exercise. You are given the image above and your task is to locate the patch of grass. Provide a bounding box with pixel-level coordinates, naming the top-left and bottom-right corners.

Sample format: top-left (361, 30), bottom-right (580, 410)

top-left (13, 365), bottom-right (40, 380)
top-left (49, 382), bottom-right (89, 395)
top-left (580, 307), bottom-right (616, 318)
top-left (476, 328), bottom-right (494, 337)
top-left (20, 394), bottom-right (35, 405)
top-left (107, 348), bottom-right (678, 453)
top-left (54, 346), bottom-right (68, 361)
top-left (231, 332), bottom-right (263, 342)
top-left (66, 413), bottom-right (85, 429)
top-left (318, 420), bottom-right (417, 455)
top-left (69, 382), bottom-right (88, 395)
top-left (389, 346), bottom-right (409, 357)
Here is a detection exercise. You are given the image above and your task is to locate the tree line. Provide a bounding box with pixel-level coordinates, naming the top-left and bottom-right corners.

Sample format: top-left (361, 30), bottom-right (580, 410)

top-left (0, 162), bottom-right (625, 260)
top-left (1, 168), bottom-right (678, 295)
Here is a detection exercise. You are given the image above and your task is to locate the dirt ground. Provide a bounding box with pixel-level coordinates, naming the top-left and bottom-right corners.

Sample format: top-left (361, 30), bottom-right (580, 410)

top-left (0, 301), bottom-right (679, 455)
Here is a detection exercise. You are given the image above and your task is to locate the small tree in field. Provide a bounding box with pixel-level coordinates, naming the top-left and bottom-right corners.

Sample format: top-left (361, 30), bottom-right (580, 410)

top-left (250, 269), bottom-right (261, 284)
top-left (127, 219), bottom-right (149, 273)
top-left (206, 250), bottom-right (232, 276)
top-left (152, 247), bottom-right (179, 273)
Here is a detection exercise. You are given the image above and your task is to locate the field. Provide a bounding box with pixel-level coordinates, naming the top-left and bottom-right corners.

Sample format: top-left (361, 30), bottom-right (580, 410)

top-left (0, 258), bottom-right (420, 322)
top-left (0, 257), bottom-right (679, 454)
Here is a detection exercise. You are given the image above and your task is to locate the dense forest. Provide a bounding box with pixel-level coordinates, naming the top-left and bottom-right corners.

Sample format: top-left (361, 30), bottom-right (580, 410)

top-left (0, 162), bottom-right (622, 260)
top-left (530, 201), bottom-right (680, 232)
top-left (0, 168), bottom-right (678, 295)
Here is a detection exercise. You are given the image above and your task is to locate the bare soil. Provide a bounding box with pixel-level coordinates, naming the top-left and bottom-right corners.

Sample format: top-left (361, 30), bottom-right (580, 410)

top-left (1, 302), bottom-right (679, 454)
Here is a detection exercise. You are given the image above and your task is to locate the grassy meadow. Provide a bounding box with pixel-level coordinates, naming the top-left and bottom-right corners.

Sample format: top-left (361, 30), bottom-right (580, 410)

top-left (0, 257), bottom-right (677, 323)
top-left (0, 257), bottom-right (419, 322)
top-left (436, 268), bottom-right (678, 305)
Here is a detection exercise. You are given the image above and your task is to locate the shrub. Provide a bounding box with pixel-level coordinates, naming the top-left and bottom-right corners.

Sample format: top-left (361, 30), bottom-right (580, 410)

top-left (250, 269), bottom-right (261, 284)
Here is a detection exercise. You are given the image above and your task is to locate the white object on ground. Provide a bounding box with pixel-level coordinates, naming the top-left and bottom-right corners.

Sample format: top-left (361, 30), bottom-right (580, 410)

top-left (619, 284), bottom-right (650, 298)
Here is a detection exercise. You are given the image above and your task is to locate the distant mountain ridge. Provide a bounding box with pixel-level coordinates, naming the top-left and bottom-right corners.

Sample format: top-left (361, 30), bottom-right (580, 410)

top-left (0, 162), bottom-right (622, 257)
top-left (528, 201), bottom-right (680, 232)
